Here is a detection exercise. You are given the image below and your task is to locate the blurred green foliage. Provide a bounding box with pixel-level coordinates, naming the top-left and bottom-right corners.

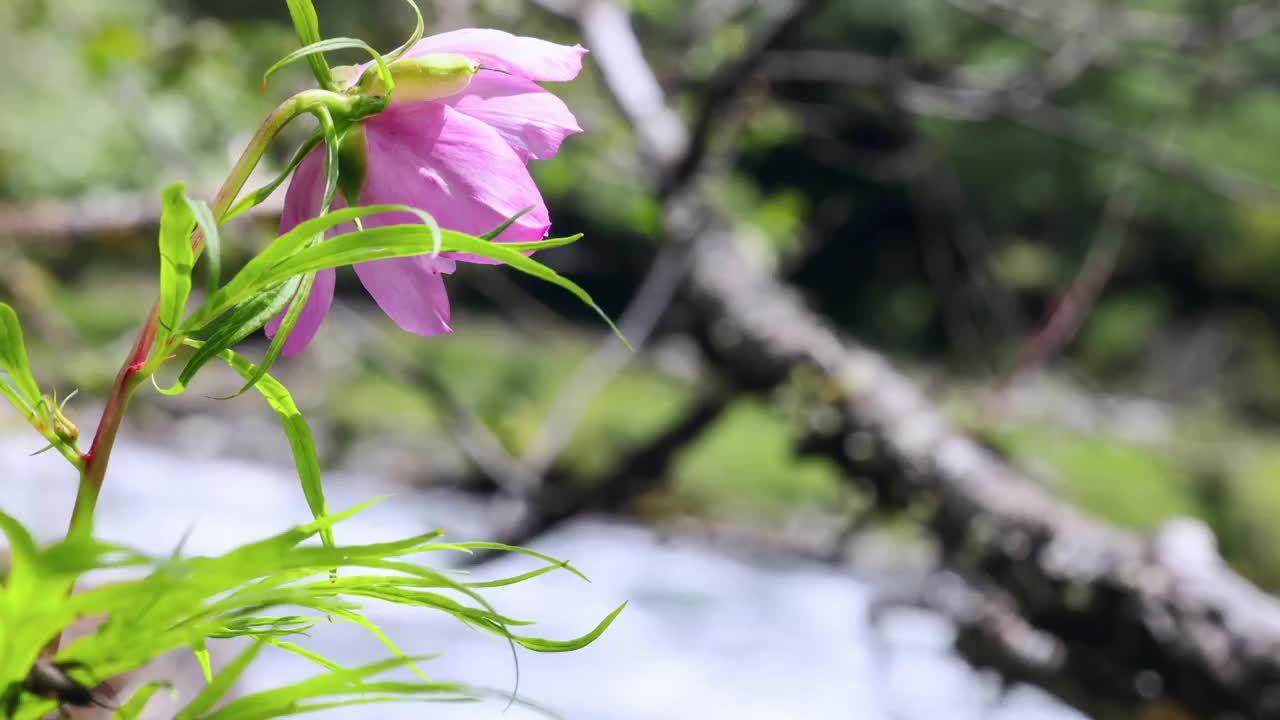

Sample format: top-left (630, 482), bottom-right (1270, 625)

top-left (0, 0), bottom-right (294, 198)
top-left (7, 0), bottom-right (1280, 587)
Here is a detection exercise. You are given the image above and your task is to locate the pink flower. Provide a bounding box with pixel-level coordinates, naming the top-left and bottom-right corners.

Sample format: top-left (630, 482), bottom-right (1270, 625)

top-left (267, 29), bottom-right (587, 355)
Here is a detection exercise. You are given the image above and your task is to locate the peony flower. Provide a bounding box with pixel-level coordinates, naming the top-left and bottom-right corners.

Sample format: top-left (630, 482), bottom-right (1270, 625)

top-left (267, 29), bottom-right (587, 355)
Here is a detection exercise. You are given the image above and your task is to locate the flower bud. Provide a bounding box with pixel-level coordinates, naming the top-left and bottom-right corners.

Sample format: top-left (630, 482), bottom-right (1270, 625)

top-left (43, 394), bottom-right (78, 443)
top-left (354, 53), bottom-right (479, 104)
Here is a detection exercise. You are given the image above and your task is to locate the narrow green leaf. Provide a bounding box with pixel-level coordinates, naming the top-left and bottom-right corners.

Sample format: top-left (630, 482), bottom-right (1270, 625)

top-left (186, 192), bottom-right (222, 294)
top-left (385, 0), bottom-right (424, 64)
top-left (174, 640), bottom-right (264, 720)
top-left (262, 225), bottom-right (628, 349)
top-left (113, 681), bottom-right (174, 720)
top-left (263, 639), bottom-right (345, 673)
top-left (317, 108), bottom-right (341, 213)
top-left (479, 207), bottom-right (534, 241)
top-left (200, 656), bottom-right (456, 720)
top-left (512, 602), bottom-right (627, 653)
top-left (464, 563), bottom-right (572, 589)
top-left (166, 277), bottom-right (302, 395)
top-left (192, 640), bottom-right (213, 683)
top-left (222, 272), bottom-right (316, 399)
top-left (0, 303), bottom-right (41, 409)
top-left (434, 542), bottom-right (589, 582)
top-left (295, 497), bottom-right (383, 537)
top-left (0, 511), bottom-right (38, 602)
top-left (186, 204), bottom-right (435, 331)
top-left (156, 184), bottom-right (197, 348)
top-left (327, 608), bottom-right (432, 683)
top-left (284, 0), bottom-right (334, 90)
top-left (224, 131), bottom-right (324, 224)
top-left (194, 342), bottom-right (334, 550)
top-left (488, 234), bottom-right (583, 253)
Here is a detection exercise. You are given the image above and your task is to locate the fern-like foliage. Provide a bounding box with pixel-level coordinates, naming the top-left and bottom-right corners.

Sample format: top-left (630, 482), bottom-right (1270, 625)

top-left (0, 500), bottom-right (624, 719)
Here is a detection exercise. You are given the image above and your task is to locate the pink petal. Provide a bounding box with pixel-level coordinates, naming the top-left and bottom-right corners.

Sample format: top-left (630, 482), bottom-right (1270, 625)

top-left (353, 255), bottom-right (452, 336)
top-left (403, 29), bottom-right (587, 83)
top-left (279, 145), bottom-right (328, 234)
top-left (443, 71), bottom-right (582, 161)
top-left (266, 150), bottom-right (339, 356)
top-left (360, 101), bottom-right (551, 267)
top-left (265, 267), bottom-right (336, 356)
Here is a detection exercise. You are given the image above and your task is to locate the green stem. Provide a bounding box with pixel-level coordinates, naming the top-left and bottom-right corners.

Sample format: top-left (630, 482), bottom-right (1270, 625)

top-left (66, 89), bottom-right (371, 540)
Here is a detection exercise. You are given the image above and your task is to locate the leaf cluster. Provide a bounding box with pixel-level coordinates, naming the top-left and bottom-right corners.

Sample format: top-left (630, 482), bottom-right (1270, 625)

top-left (0, 500), bottom-right (623, 719)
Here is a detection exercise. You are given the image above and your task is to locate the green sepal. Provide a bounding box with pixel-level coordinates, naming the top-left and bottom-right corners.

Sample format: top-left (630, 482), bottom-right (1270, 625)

top-left (354, 54), bottom-right (478, 104)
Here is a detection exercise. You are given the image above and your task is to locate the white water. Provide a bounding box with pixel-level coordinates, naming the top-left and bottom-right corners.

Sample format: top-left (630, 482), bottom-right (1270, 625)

top-left (2, 439), bottom-right (1083, 719)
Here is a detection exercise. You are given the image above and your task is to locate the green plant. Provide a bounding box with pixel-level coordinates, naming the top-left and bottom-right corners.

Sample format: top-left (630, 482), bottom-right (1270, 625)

top-left (0, 1), bottom-right (623, 716)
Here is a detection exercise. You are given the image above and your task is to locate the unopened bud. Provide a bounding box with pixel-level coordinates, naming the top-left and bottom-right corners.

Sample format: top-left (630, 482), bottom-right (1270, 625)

top-left (43, 394), bottom-right (78, 443)
top-left (354, 53), bottom-right (479, 104)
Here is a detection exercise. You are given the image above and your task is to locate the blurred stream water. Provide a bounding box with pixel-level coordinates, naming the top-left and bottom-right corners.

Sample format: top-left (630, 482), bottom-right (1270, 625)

top-left (2, 438), bottom-right (1083, 719)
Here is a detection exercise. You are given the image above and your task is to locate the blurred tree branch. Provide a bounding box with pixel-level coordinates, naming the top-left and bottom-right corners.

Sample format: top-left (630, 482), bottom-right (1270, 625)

top-left (511, 0), bottom-right (1280, 716)
top-left (0, 192), bottom-right (282, 241)
top-left (759, 48), bottom-right (1280, 204)
top-left (947, 0), bottom-right (1280, 52)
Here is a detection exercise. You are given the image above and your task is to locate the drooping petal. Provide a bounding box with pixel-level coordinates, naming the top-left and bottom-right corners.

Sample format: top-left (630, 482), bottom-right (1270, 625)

top-left (352, 255), bottom-right (452, 336)
top-left (360, 101), bottom-right (551, 267)
top-left (265, 267), bottom-right (336, 356)
top-left (442, 71), bottom-right (582, 161)
top-left (402, 29), bottom-right (587, 83)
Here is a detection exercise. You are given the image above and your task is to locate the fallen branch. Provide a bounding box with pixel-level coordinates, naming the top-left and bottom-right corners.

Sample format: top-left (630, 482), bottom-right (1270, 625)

top-left (533, 1), bottom-right (1280, 715)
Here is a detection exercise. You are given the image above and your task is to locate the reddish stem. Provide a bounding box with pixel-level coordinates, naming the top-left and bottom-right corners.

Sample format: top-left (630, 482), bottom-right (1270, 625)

top-left (67, 304), bottom-right (159, 537)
